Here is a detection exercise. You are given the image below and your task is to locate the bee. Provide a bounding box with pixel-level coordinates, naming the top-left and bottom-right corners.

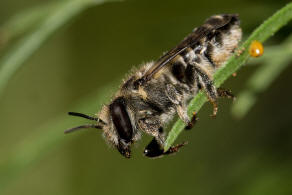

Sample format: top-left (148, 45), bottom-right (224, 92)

top-left (65, 14), bottom-right (242, 158)
top-left (249, 40), bottom-right (264, 57)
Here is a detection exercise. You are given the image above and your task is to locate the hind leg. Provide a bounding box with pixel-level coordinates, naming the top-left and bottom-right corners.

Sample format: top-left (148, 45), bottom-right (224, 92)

top-left (193, 65), bottom-right (219, 117)
top-left (185, 112), bottom-right (198, 130)
top-left (217, 87), bottom-right (235, 100)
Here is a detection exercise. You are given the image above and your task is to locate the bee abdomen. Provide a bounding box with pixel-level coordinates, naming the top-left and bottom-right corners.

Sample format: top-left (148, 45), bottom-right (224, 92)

top-left (204, 16), bottom-right (242, 67)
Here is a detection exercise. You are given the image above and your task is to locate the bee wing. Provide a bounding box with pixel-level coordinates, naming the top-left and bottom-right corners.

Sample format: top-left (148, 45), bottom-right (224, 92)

top-left (138, 14), bottom-right (238, 84)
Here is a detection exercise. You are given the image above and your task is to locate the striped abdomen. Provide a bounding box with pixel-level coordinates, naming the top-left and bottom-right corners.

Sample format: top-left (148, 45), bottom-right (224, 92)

top-left (170, 15), bottom-right (242, 86)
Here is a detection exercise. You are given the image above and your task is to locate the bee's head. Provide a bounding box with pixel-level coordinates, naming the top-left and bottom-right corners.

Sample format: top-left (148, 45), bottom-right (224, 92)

top-left (65, 97), bottom-right (134, 159)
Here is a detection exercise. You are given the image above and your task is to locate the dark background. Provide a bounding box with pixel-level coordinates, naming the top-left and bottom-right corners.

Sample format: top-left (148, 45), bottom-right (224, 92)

top-left (0, 0), bottom-right (291, 194)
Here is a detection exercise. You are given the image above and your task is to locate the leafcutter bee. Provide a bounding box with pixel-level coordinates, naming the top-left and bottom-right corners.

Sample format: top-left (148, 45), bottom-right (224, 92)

top-left (66, 14), bottom-right (242, 158)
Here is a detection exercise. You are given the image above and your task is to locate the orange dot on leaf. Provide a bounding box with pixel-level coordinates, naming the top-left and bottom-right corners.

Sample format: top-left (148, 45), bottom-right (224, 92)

top-left (249, 40), bottom-right (264, 57)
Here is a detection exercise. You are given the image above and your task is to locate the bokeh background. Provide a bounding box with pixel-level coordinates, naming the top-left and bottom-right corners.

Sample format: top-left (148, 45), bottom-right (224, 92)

top-left (0, 0), bottom-right (292, 194)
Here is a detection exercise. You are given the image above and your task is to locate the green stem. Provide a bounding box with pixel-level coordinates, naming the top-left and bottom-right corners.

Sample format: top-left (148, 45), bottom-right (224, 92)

top-left (164, 2), bottom-right (292, 151)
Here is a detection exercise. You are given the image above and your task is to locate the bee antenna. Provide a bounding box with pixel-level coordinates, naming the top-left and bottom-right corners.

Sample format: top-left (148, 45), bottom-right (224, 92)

top-left (64, 124), bottom-right (103, 134)
top-left (68, 112), bottom-right (106, 124)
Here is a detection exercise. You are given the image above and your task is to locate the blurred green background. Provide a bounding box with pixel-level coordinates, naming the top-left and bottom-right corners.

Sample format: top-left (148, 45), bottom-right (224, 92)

top-left (0, 0), bottom-right (292, 195)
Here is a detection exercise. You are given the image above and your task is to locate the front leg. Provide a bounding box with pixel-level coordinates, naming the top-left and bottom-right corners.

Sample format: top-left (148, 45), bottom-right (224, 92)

top-left (137, 115), bottom-right (165, 145)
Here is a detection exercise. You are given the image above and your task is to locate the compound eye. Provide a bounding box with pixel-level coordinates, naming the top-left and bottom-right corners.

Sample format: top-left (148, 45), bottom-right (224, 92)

top-left (110, 97), bottom-right (133, 142)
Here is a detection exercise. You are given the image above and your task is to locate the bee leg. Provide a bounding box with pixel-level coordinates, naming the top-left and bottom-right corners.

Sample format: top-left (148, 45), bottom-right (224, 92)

top-left (192, 63), bottom-right (219, 117)
top-left (164, 141), bottom-right (188, 155)
top-left (138, 117), bottom-right (165, 145)
top-left (165, 84), bottom-right (183, 105)
top-left (197, 77), bottom-right (218, 117)
top-left (209, 100), bottom-right (218, 118)
top-left (165, 84), bottom-right (193, 127)
top-left (217, 87), bottom-right (235, 100)
top-left (185, 112), bottom-right (198, 130)
top-left (138, 115), bottom-right (187, 158)
top-left (143, 130), bottom-right (187, 158)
